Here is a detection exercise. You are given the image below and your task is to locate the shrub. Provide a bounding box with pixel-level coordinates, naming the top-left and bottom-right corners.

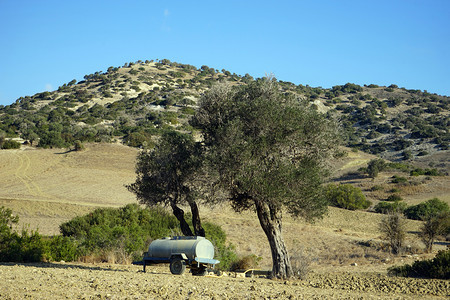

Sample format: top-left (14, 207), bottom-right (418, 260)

top-left (1, 139), bottom-right (21, 149)
top-left (404, 198), bottom-right (449, 220)
top-left (325, 184), bottom-right (371, 210)
top-left (386, 194), bottom-right (402, 202)
top-left (388, 250), bottom-right (450, 279)
top-left (73, 140), bottom-right (85, 151)
top-left (420, 212), bottom-right (450, 253)
top-left (60, 204), bottom-right (180, 261)
top-left (290, 247), bottom-right (312, 279)
top-left (46, 235), bottom-right (80, 262)
top-left (0, 207), bottom-right (45, 262)
top-left (374, 201), bottom-right (407, 214)
top-left (202, 222), bottom-right (238, 270)
top-left (230, 254), bottom-right (262, 271)
top-left (410, 168), bottom-right (443, 176)
top-left (391, 175), bottom-right (408, 184)
top-left (366, 159), bottom-right (386, 178)
top-left (379, 212), bottom-right (407, 254)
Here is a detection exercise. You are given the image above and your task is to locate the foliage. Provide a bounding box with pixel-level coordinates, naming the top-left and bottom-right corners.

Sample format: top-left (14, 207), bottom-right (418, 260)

top-left (388, 250), bottom-right (450, 279)
top-left (73, 140), bottom-right (85, 151)
top-left (191, 78), bottom-right (340, 278)
top-left (419, 212), bottom-right (450, 253)
top-left (404, 198), bottom-right (449, 220)
top-left (202, 222), bottom-right (238, 270)
top-left (386, 194), bottom-right (402, 202)
top-left (325, 184), bottom-right (371, 210)
top-left (374, 201), bottom-right (407, 214)
top-left (379, 212), bottom-right (406, 255)
top-left (126, 130), bottom-right (204, 236)
top-left (230, 254), bottom-right (262, 271)
top-left (391, 175), bottom-right (408, 184)
top-left (0, 207), bottom-right (45, 262)
top-left (45, 235), bottom-right (80, 262)
top-left (410, 168), bottom-right (443, 176)
top-left (366, 159), bottom-right (386, 178)
top-left (0, 138), bottom-right (21, 149)
top-left (59, 204), bottom-right (179, 260)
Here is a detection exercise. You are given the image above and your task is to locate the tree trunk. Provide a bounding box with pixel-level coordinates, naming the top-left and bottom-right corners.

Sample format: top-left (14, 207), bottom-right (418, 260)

top-left (254, 199), bottom-right (293, 279)
top-left (188, 198), bottom-right (205, 237)
top-left (170, 202), bottom-right (193, 236)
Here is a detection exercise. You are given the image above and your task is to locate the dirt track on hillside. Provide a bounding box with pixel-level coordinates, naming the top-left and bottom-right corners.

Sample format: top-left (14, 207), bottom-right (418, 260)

top-left (0, 263), bottom-right (448, 299)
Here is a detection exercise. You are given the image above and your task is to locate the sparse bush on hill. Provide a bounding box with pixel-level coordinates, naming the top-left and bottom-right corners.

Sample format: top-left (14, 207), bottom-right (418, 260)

top-left (386, 194), bottom-right (402, 202)
top-left (379, 212), bottom-right (407, 255)
top-left (404, 198), bottom-right (449, 220)
top-left (366, 159), bottom-right (386, 178)
top-left (325, 184), bottom-right (371, 210)
top-left (388, 250), bottom-right (450, 279)
top-left (374, 201), bottom-right (407, 214)
top-left (420, 212), bottom-right (450, 253)
top-left (391, 175), bottom-right (408, 184)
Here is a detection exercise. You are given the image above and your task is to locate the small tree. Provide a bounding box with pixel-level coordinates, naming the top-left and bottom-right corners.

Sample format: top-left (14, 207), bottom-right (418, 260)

top-left (366, 159), bottom-right (386, 178)
top-left (127, 131), bottom-right (205, 236)
top-left (420, 212), bottom-right (450, 253)
top-left (191, 79), bottom-right (340, 278)
top-left (379, 211), bottom-right (406, 254)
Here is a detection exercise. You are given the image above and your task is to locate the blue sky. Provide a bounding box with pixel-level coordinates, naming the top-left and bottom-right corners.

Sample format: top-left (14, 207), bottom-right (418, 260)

top-left (1, 0), bottom-right (449, 106)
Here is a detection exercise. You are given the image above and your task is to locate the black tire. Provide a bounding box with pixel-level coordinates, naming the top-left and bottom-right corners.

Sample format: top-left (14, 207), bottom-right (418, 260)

top-left (170, 258), bottom-right (186, 275)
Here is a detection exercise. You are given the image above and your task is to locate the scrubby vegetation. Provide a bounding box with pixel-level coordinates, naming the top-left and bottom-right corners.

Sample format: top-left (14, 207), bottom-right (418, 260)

top-left (0, 58), bottom-right (448, 168)
top-left (0, 207), bottom-right (45, 262)
top-left (404, 198), bottom-right (449, 220)
top-left (388, 250), bottom-right (450, 279)
top-left (1, 205), bottom-right (238, 269)
top-left (325, 184), bottom-right (371, 210)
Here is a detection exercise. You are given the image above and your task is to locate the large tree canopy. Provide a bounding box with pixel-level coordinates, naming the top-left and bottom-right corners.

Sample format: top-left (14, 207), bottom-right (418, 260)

top-left (191, 78), bottom-right (340, 278)
top-left (127, 130), bottom-right (205, 236)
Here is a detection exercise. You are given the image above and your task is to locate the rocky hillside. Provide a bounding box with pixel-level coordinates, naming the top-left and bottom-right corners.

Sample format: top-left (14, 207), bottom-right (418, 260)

top-left (0, 59), bottom-right (448, 169)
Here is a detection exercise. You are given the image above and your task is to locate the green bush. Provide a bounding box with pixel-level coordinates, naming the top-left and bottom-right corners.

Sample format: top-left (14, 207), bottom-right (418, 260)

top-left (391, 175), bottom-right (408, 184)
top-left (60, 204), bottom-right (180, 260)
top-left (388, 250), bottom-right (450, 279)
top-left (46, 235), bottom-right (80, 262)
top-left (404, 198), bottom-right (449, 220)
top-left (410, 168), bottom-right (443, 176)
top-left (374, 201), bottom-right (407, 214)
top-left (0, 207), bottom-right (45, 262)
top-left (325, 184), bottom-right (371, 210)
top-left (366, 159), bottom-right (386, 178)
top-left (386, 194), bottom-right (403, 202)
top-left (202, 222), bottom-right (238, 270)
top-left (1, 139), bottom-right (21, 149)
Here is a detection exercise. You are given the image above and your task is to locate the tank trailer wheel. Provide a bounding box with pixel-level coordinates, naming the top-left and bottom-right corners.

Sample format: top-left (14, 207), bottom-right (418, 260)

top-left (170, 258), bottom-right (186, 275)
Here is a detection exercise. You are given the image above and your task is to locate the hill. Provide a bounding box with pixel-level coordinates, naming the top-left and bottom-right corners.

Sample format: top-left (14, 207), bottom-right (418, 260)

top-left (0, 59), bottom-right (448, 172)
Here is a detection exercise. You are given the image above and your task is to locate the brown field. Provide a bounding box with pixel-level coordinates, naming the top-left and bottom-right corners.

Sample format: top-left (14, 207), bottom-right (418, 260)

top-left (0, 143), bottom-right (449, 299)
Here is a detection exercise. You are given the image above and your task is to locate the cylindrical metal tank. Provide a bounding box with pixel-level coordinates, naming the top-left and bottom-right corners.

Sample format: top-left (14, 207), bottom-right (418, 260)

top-left (148, 236), bottom-right (214, 260)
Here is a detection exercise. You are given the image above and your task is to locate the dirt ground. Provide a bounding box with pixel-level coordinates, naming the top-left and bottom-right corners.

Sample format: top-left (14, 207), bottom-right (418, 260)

top-left (0, 263), bottom-right (448, 299)
top-left (0, 144), bottom-right (449, 299)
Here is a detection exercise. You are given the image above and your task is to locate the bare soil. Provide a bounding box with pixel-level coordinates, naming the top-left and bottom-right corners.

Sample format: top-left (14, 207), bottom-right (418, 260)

top-left (0, 263), bottom-right (448, 299)
top-left (0, 143), bottom-right (449, 299)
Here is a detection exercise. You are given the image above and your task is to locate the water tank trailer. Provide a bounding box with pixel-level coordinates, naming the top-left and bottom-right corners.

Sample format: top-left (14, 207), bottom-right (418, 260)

top-left (135, 236), bottom-right (220, 275)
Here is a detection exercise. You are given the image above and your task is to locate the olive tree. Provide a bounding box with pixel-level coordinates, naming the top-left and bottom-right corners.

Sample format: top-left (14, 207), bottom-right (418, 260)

top-left (127, 130), bottom-right (205, 236)
top-left (191, 78), bottom-right (340, 278)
